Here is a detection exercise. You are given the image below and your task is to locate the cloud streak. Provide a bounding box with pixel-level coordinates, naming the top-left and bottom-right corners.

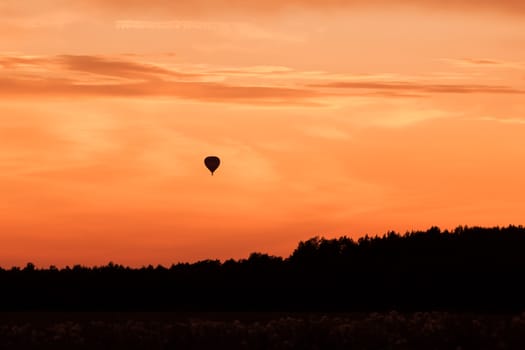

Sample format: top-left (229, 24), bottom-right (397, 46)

top-left (58, 55), bottom-right (197, 80)
top-left (0, 77), bottom-right (320, 104)
top-left (1, 54), bottom-right (523, 106)
top-left (441, 58), bottom-right (525, 69)
top-left (0, 54), bottom-right (320, 105)
top-left (4, 0), bottom-right (525, 19)
top-left (80, 0), bottom-right (525, 16)
top-left (310, 81), bottom-right (524, 95)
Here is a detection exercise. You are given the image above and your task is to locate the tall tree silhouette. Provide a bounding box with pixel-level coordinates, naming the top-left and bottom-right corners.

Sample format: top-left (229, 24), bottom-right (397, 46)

top-left (1, 225), bottom-right (525, 311)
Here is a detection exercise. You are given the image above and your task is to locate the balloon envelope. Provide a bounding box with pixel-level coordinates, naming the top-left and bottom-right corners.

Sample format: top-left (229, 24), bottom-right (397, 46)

top-left (204, 156), bottom-right (220, 175)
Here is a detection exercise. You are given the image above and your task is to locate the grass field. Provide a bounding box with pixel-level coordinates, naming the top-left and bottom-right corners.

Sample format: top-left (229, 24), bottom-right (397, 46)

top-left (0, 311), bottom-right (524, 349)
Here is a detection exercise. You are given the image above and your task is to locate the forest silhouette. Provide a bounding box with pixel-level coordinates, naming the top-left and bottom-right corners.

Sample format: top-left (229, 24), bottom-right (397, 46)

top-left (2, 225), bottom-right (525, 312)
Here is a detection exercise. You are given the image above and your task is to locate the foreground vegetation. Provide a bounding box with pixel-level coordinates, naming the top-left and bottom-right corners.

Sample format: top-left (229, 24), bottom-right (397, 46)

top-left (2, 225), bottom-right (525, 311)
top-left (1, 311), bottom-right (525, 349)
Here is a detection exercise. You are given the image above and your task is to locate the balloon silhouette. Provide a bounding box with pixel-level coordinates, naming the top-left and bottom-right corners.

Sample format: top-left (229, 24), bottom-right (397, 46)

top-left (204, 156), bottom-right (220, 175)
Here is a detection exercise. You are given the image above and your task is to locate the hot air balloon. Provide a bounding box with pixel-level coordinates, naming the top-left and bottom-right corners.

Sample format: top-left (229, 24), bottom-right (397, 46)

top-left (204, 156), bottom-right (220, 175)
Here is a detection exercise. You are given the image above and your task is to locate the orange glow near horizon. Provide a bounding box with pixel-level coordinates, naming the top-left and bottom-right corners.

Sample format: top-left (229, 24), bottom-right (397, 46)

top-left (1, 1), bottom-right (525, 267)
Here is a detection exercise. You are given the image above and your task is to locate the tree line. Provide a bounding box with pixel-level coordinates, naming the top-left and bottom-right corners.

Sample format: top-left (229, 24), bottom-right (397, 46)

top-left (2, 225), bottom-right (525, 312)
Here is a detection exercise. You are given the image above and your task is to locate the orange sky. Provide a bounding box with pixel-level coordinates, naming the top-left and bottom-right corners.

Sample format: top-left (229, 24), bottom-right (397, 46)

top-left (1, 1), bottom-right (525, 267)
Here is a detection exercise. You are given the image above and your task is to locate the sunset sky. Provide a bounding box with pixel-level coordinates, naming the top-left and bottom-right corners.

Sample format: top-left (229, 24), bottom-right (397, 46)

top-left (1, 0), bottom-right (525, 267)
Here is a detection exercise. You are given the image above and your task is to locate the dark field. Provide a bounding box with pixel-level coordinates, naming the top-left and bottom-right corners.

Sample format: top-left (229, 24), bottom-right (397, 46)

top-left (1, 311), bottom-right (524, 349)
top-left (4, 227), bottom-right (525, 348)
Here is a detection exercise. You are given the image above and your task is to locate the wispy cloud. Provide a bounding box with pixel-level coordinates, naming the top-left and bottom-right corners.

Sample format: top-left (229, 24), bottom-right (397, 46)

top-left (2, 54), bottom-right (523, 106)
top-left (310, 81), bottom-right (524, 95)
top-left (476, 116), bottom-right (525, 124)
top-left (441, 58), bottom-right (525, 69)
top-left (58, 55), bottom-right (197, 80)
top-left (83, 0), bottom-right (525, 16)
top-left (0, 55), bottom-right (51, 68)
top-left (0, 54), bottom-right (320, 105)
top-left (0, 77), bottom-right (320, 104)
top-left (4, 0), bottom-right (525, 19)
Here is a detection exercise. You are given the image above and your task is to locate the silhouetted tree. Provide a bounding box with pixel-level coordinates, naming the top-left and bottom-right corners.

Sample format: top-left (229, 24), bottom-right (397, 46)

top-left (1, 225), bottom-right (525, 312)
